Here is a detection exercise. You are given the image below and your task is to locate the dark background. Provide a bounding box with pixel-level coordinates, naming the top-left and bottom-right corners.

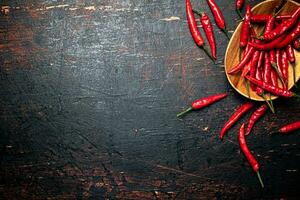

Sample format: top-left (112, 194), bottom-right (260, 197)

top-left (0, 0), bottom-right (299, 199)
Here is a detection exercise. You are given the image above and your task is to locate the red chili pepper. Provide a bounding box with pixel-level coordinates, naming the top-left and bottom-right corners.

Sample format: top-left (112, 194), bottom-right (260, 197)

top-left (276, 49), bottom-right (286, 88)
top-left (255, 66), bottom-right (264, 96)
top-left (257, 51), bottom-right (264, 69)
top-left (220, 102), bottom-right (254, 139)
top-left (177, 93), bottom-right (227, 117)
top-left (246, 104), bottom-right (268, 135)
top-left (262, 7), bottom-right (300, 41)
top-left (264, 16), bottom-right (275, 36)
top-left (263, 52), bottom-right (272, 84)
top-left (240, 5), bottom-right (251, 48)
top-left (270, 68), bottom-right (278, 87)
top-left (281, 50), bottom-right (289, 87)
top-left (236, 0), bottom-right (244, 10)
top-left (250, 50), bottom-right (260, 91)
top-left (238, 123), bottom-right (264, 188)
top-left (270, 50), bottom-right (283, 83)
top-left (251, 14), bottom-right (291, 23)
top-left (200, 12), bottom-right (217, 60)
top-left (286, 45), bottom-right (295, 63)
top-left (279, 120), bottom-right (300, 134)
top-left (186, 0), bottom-right (204, 46)
top-left (206, 0), bottom-right (230, 39)
top-left (249, 34), bottom-right (285, 50)
top-left (293, 38), bottom-right (300, 50)
top-left (228, 47), bottom-right (255, 74)
top-left (245, 76), bottom-right (296, 97)
top-left (276, 20), bottom-right (300, 49)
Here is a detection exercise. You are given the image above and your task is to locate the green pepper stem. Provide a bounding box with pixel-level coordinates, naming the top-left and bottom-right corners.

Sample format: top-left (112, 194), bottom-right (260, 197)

top-left (256, 171), bottom-right (264, 188)
top-left (201, 46), bottom-right (216, 64)
top-left (222, 28), bottom-right (230, 40)
top-left (261, 93), bottom-right (275, 113)
top-left (293, 93), bottom-right (300, 98)
top-left (236, 9), bottom-right (243, 19)
top-left (271, 63), bottom-right (286, 88)
top-left (177, 107), bottom-right (193, 118)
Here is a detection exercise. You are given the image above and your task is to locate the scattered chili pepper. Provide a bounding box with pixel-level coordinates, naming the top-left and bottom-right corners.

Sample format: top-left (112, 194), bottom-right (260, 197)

top-left (220, 102), bottom-right (254, 139)
top-left (177, 93), bottom-right (227, 117)
top-left (279, 120), bottom-right (300, 134)
top-left (199, 11), bottom-right (217, 60)
top-left (206, 0), bottom-right (230, 39)
top-left (246, 104), bottom-right (268, 135)
top-left (186, 0), bottom-right (214, 61)
top-left (262, 7), bottom-right (300, 41)
top-left (228, 47), bottom-right (255, 74)
top-left (276, 20), bottom-right (300, 49)
top-left (245, 76), bottom-right (297, 97)
top-left (238, 123), bottom-right (264, 188)
top-left (236, 0), bottom-right (244, 19)
top-left (281, 50), bottom-right (289, 87)
top-left (240, 5), bottom-right (251, 48)
top-left (186, 0), bottom-right (204, 46)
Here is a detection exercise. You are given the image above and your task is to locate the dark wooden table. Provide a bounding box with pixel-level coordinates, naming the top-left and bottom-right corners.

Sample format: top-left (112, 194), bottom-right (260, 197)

top-left (1, 0), bottom-right (299, 199)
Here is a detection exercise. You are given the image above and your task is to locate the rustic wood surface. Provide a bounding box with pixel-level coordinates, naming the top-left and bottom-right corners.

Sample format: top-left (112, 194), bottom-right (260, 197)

top-left (0, 0), bottom-right (299, 199)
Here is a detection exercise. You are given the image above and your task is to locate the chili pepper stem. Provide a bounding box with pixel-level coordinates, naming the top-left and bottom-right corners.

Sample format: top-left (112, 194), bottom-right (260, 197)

top-left (177, 107), bottom-right (193, 118)
top-left (292, 93), bottom-right (300, 98)
top-left (256, 171), bottom-right (264, 188)
top-left (201, 46), bottom-right (216, 63)
top-left (236, 9), bottom-right (243, 19)
top-left (261, 93), bottom-right (275, 113)
top-left (222, 28), bottom-right (230, 40)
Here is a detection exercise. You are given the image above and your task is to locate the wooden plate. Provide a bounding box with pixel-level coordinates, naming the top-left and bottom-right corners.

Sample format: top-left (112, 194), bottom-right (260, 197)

top-left (225, 0), bottom-right (300, 101)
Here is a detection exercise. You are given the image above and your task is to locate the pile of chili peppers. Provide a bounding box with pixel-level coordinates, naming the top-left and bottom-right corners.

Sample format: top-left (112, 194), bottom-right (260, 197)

top-left (180, 0), bottom-right (300, 188)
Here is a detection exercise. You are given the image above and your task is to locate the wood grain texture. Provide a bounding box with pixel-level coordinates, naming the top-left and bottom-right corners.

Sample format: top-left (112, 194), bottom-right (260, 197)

top-left (0, 0), bottom-right (299, 199)
top-left (225, 0), bottom-right (300, 101)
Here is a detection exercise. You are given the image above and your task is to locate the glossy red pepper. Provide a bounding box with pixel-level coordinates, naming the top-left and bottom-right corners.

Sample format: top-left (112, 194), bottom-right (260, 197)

top-left (255, 66), bottom-right (264, 96)
top-left (228, 47), bottom-right (255, 74)
top-left (206, 0), bottom-right (229, 39)
top-left (281, 50), bottom-right (289, 87)
top-left (200, 12), bottom-right (217, 60)
top-left (263, 52), bottom-right (272, 84)
top-left (240, 5), bottom-right (251, 48)
top-left (250, 50), bottom-right (260, 90)
top-left (279, 121), bottom-right (300, 134)
top-left (246, 104), bottom-right (268, 135)
top-left (286, 45), bottom-right (295, 63)
top-left (251, 14), bottom-right (291, 23)
top-left (177, 93), bottom-right (227, 117)
top-left (276, 49), bottom-right (285, 88)
top-left (239, 123), bottom-right (264, 188)
top-left (236, 0), bottom-right (244, 10)
top-left (262, 7), bottom-right (300, 41)
top-left (249, 34), bottom-right (285, 50)
top-left (264, 16), bottom-right (275, 36)
top-left (245, 76), bottom-right (295, 97)
top-left (276, 20), bottom-right (300, 49)
top-left (220, 102), bottom-right (254, 139)
top-left (270, 68), bottom-right (278, 87)
top-left (186, 0), bottom-right (204, 46)
top-left (257, 51), bottom-right (265, 69)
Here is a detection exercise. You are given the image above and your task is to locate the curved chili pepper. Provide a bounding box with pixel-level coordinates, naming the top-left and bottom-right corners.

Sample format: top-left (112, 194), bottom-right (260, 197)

top-left (220, 102), bottom-right (254, 139)
top-left (281, 50), bottom-right (289, 87)
top-left (263, 52), bottom-right (272, 84)
top-left (177, 93), bottom-right (227, 117)
top-left (246, 104), bottom-right (268, 135)
top-left (200, 12), bottom-right (217, 60)
top-left (279, 120), bottom-right (300, 134)
top-left (240, 5), bottom-right (251, 48)
top-left (249, 34), bottom-right (285, 50)
top-left (262, 7), bottom-right (300, 41)
top-left (250, 50), bottom-right (260, 91)
top-left (206, 0), bottom-right (229, 39)
top-left (276, 20), bottom-right (300, 49)
top-left (245, 76), bottom-right (296, 97)
top-left (251, 14), bottom-right (291, 23)
top-left (228, 47), bottom-right (255, 74)
top-left (238, 123), bottom-right (264, 188)
top-left (236, 0), bottom-right (244, 10)
top-left (186, 0), bottom-right (204, 46)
